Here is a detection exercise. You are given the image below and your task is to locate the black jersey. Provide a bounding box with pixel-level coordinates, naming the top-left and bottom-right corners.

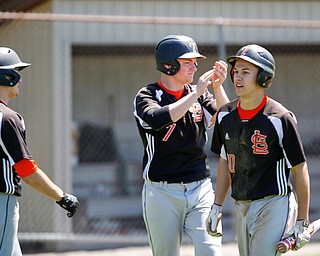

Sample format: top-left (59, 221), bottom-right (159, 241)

top-left (211, 98), bottom-right (306, 201)
top-left (134, 82), bottom-right (217, 182)
top-left (0, 103), bottom-right (32, 196)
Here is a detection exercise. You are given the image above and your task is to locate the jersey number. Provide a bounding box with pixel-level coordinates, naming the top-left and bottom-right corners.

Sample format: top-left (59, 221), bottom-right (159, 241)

top-left (227, 154), bottom-right (235, 173)
top-left (162, 124), bottom-right (176, 141)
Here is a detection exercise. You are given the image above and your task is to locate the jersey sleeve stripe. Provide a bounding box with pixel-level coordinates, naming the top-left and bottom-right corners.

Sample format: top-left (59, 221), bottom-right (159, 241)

top-left (3, 158), bottom-right (14, 194)
top-left (276, 158), bottom-right (288, 196)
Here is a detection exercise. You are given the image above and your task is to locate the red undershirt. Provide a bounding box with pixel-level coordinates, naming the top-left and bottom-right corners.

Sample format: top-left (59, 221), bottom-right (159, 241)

top-left (237, 95), bottom-right (268, 121)
top-left (158, 81), bottom-right (185, 100)
top-left (0, 100), bottom-right (7, 106)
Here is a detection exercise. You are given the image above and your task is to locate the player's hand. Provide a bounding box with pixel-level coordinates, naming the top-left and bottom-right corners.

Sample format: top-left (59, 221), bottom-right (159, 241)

top-left (206, 203), bottom-right (223, 237)
top-left (282, 220), bottom-right (310, 250)
top-left (211, 60), bottom-right (228, 89)
top-left (195, 69), bottom-right (215, 97)
top-left (56, 193), bottom-right (80, 218)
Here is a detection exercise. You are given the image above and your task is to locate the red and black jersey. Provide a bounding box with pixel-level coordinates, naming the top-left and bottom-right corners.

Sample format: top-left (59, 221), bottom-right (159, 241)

top-left (211, 97), bottom-right (306, 201)
top-left (0, 103), bottom-right (33, 196)
top-left (134, 82), bottom-right (217, 182)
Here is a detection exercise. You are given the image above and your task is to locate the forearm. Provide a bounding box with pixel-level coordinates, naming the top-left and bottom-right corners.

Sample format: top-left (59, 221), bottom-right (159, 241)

top-left (292, 162), bottom-right (310, 220)
top-left (214, 158), bottom-right (231, 206)
top-left (213, 84), bottom-right (229, 110)
top-left (169, 91), bottom-right (199, 122)
top-left (210, 60), bottom-right (229, 123)
top-left (22, 168), bottom-right (64, 201)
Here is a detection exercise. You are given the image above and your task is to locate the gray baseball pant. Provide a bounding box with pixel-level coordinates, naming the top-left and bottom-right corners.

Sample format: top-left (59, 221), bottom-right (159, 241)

top-left (142, 178), bottom-right (222, 256)
top-left (0, 194), bottom-right (22, 256)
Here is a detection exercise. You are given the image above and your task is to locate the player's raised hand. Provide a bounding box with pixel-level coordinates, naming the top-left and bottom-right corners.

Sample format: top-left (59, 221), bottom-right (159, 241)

top-left (212, 60), bottom-right (228, 89)
top-left (195, 69), bottom-right (215, 97)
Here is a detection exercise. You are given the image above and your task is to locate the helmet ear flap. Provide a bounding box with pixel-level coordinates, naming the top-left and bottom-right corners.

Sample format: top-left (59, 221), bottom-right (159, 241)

top-left (170, 60), bottom-right (181, 75)
top-left (0, 69), bottom-right (21, 86)
top-left (257, 69), bottom-right (273, 88)
top-left (162, 59), bottom-right (180, 75)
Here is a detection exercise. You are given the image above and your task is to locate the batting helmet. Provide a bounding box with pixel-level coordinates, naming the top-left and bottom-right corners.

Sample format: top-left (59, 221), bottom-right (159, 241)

top-left (227, 44), bottom-right (275, 88)
top-left (155, 35), bottom-right (206, 75)
top-left (0, 47), bottom-right (30, 87)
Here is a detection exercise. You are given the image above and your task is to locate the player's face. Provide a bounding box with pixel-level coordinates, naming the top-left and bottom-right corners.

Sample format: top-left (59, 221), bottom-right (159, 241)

top-left (233, 59), bottom-right (262, 98)
top-left (175, 58), bottom-right (198, 84)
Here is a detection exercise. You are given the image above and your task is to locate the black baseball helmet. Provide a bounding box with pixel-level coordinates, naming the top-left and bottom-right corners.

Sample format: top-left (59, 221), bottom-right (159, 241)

top-left (155, 35), bottom-right (206, 75)
top-left (227, 44), bottom-right (275, 88)
top-left (0, 47), bottom-right (30, 86)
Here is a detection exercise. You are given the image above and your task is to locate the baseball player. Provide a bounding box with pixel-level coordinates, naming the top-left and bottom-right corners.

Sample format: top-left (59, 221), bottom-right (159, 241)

top-left (206, 44), bottom-right (311, 255)
top-left (0, 47), bottom-right (79, 256)
top-left (133, 34), bottom-right (229, 256)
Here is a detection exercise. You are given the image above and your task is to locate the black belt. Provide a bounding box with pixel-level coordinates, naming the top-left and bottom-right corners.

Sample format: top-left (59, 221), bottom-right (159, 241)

top-left (157, 180), bottom-right (196, 184)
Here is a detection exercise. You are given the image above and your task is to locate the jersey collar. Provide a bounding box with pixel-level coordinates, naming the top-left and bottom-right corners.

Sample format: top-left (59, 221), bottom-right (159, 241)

top-left (237, 95), bottom-right (268, 121)
top-left (157, 81), bottom-right (185, 100)
top-left (0, 100), bottom-right (8, 106)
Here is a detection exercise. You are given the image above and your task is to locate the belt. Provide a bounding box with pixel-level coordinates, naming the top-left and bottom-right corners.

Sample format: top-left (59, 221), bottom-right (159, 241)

top-left (146, 179), bottom-right (203, 185)
top-left (166, 180), bottom-right (194, 184)
top-left (236, 194), bottom-right (278, 203)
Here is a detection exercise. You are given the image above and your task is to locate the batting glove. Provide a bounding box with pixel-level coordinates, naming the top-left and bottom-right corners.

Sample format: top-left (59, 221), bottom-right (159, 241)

top-left (206, 203), bottom-right (223, 237)
top-left (56, 193), bottom-right (80, 218)
top-left (282, 220), bottom-right (310, 250)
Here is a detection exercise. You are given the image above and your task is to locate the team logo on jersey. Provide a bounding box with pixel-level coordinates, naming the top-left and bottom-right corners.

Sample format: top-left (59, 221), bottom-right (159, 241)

top-left (190, 103), bottom-right (203, 122)
top-left (251, 130), bottom-right (269, 154)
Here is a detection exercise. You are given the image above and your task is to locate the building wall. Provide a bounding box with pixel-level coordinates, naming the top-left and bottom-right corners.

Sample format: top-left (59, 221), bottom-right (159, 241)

top-left (53, 0), bottom-right (320, 44)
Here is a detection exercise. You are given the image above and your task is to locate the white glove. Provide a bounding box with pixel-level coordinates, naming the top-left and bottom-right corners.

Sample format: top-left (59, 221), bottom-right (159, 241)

top-left (206, 204), bottom-right (223, 237)
top-left (282, 220), bottom-right (311, 250)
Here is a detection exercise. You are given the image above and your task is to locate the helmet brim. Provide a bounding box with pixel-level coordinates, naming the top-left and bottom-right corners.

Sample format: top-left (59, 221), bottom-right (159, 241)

top-left (1, 61), bottom-right (31, 71)
top-left (178, 52), bottom-right (206, 59)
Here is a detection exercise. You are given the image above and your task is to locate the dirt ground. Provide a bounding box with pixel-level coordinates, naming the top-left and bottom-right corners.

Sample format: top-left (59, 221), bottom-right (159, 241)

top-left (24, 242), bottom-right (320, 256)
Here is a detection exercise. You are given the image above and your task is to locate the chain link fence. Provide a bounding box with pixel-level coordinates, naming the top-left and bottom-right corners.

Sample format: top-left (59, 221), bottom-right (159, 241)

top-left (1, 6), bottom-right (319, 252)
